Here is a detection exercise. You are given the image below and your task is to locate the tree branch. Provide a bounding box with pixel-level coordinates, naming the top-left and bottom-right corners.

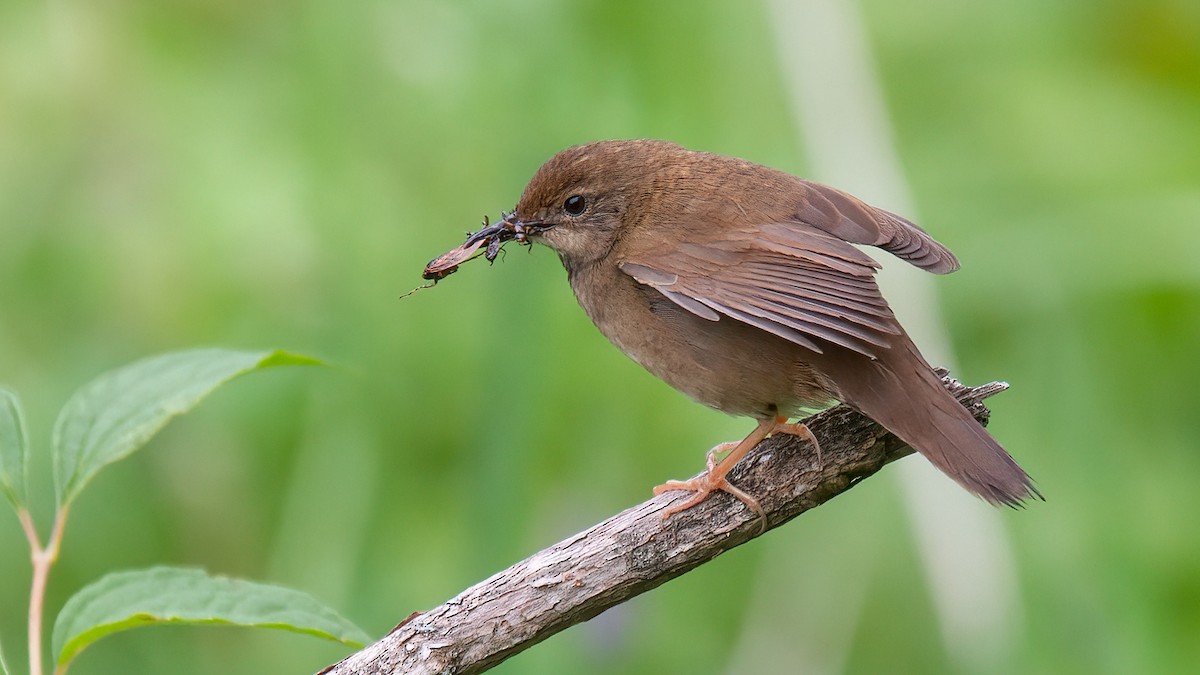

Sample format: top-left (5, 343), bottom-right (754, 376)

top-left (322, 374), bottom-right (1007, 675)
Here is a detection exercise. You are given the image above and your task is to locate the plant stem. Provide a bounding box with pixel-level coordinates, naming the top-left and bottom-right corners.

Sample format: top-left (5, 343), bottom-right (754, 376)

top-left (21, 508), bottom-right (68, 675)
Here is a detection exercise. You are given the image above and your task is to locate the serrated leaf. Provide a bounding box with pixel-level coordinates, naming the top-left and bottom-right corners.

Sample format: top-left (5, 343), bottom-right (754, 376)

top-left (0, 386), bottom-right (30, 510)
top-left (53, 567), bottom-right (369, 669)
top-left (52, 348), bottom-right (320, 507)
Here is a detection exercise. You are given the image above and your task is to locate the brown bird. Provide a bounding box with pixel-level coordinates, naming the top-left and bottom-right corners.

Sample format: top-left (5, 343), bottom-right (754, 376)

top-left (481, 139), bottom-right (1038, 519)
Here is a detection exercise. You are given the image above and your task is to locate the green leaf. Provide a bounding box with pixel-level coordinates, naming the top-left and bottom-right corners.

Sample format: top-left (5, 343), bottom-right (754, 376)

top-left (0, 637), bottom-right (9, 675)
top-left (53, 567), bottom-right (369, 670)
top-left (0, 386), bottom-right (30, 510)
top-left (52, 348), bottom-right (320, 508)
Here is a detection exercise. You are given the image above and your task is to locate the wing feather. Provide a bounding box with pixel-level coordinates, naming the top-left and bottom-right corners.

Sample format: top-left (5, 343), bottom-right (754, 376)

top-left (692, 299), bottom-right (825, 353)
top-left (618, 227), bottom-right (902, 358)
top-left (795, 182), bottom-right (961, 274)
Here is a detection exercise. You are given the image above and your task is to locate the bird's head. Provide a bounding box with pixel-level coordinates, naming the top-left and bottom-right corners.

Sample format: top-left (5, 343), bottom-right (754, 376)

top-left (500, 140), bottom-right (687, 270)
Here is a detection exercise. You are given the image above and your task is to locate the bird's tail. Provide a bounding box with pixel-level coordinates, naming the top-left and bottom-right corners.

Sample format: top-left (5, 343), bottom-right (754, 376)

top-left (817, 339), bottom-right (1039, 506)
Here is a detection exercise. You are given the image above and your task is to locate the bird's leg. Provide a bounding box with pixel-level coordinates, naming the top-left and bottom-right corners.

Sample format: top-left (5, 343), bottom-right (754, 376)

top-left (774, 419), bottom-right (823, 469)
top-left (654, 417), bottom-right (777, 524)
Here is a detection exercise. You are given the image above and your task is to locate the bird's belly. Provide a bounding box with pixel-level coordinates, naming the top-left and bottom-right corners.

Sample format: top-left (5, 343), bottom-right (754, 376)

top-left (580, 278), bottom-right (834, 419)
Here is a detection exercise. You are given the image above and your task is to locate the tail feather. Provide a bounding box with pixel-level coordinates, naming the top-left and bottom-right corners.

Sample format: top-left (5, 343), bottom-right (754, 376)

top-left (815, 340), bottom-right (1039, 506)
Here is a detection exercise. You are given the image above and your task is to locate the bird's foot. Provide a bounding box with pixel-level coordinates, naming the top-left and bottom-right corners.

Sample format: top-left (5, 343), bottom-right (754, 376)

top-left (773, 420), bottom-right (823, 469)
top-left (652, 417), bottom-right (779, 532)
top-left (704, 440), bottom-right (739, 469)
top-left (653, 472), bottom-right (764, 524)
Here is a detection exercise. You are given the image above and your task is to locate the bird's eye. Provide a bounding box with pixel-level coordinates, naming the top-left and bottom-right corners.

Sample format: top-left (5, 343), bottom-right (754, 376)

top-left (563, 195), bottom-right (586, 216)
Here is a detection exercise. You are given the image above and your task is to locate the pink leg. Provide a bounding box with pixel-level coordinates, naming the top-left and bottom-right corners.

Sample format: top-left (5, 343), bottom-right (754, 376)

top-left (653, 416), bottom-right (824, 530)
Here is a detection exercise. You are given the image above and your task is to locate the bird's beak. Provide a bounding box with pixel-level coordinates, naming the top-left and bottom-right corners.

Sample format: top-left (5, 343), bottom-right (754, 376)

top-left (498, 211), bottom-right (551, 243)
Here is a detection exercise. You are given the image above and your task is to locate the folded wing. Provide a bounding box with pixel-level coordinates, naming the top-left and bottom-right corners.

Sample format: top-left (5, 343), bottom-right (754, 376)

top-left (620, 226), bottom-right (900, 358)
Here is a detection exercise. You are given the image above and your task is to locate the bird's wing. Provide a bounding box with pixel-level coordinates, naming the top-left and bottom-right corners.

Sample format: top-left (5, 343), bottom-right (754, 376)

top-left (620, 225), bottom-right (903, 358)
top-left (793, 181), bottom-right (960, 274)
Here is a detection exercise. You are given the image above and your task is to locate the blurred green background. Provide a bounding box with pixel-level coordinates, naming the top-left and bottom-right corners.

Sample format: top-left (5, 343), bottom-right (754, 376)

top-left (2, 0), bottom-right (1198, 673)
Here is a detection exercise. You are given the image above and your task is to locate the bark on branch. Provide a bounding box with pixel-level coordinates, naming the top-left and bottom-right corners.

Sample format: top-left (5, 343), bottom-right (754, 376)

top-left (322, 374), bottom-right (1007, 675)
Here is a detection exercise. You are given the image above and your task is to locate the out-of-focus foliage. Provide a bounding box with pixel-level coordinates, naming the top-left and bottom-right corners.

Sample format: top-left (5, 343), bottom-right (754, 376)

top-left (53, 348), bottom-right (319, 507)
top-left (53, 566), bottom-right (368, 670)
top-left (1, 0), bottom-right (1196, 673)
top-left (0, 387), bottom-right (30, 509)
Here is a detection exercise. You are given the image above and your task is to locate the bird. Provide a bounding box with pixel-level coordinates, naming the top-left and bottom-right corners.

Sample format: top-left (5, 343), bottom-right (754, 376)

top-left (483, 139), bottom-right (1038, 520)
